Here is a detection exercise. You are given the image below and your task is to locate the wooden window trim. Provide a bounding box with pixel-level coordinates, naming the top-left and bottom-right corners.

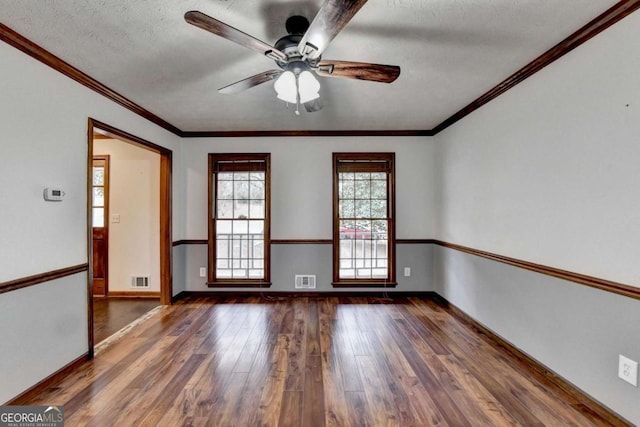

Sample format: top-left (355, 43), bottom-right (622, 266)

top-left (208, 153), bottom-right (271, 287)
top-left (332, 152), bottom-right (396, 286)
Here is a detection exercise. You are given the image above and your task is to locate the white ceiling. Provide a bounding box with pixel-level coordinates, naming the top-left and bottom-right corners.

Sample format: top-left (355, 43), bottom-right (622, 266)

top-left (0, 0), bottom-right (618, 132)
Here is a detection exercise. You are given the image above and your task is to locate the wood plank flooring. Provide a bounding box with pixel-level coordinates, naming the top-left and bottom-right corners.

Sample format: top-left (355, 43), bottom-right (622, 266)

top-left (22, 295), bottom-right (625, 426)
top-left (93, 297), bottom-right (160, 343)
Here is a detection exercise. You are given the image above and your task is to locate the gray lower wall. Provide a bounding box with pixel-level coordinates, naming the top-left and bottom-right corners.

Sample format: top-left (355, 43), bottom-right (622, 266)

top-left (174, 242), bottom-right (434, 293)
top-left (0, 272), bottom-right (88, 404)
top-left (433, 245), bottom-right (640, 425)
top-left (172, 244), bottom-right (187, 297)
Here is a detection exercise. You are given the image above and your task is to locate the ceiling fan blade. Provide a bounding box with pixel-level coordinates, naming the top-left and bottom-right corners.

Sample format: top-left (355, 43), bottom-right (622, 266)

top-left (218, 70), bottom-right (282, 94)
top-left (304, 98), bottom-right (323, 113)
top-left (316, 60), bottom-right (400, 83)
top-left (298, 0), bottom-right (368, 59)
top-left (185, 11), bottom-right (286, 61)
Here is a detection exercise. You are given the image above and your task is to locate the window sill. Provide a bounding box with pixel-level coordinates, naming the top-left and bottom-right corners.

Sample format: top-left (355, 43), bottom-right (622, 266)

top-left (332, 282), bottom-right (398, 288)
top-left (207, 281), bottom-right (272, 288)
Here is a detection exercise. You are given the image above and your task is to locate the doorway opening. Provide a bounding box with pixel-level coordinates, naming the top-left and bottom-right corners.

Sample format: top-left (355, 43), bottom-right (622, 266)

top-left (87, 119), bottom-right (172, 356)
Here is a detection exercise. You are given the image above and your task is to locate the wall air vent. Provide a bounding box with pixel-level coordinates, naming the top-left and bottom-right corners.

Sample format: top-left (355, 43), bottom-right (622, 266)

top-left (295, 275), bottom-right (316, 289)
top-left (131, 276), bottom-right (150, 288)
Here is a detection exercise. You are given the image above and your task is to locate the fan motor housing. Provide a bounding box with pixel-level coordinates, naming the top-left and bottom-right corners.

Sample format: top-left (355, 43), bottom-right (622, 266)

top-left (285, 15), bottom-right (309, 35)
top-left (274, 34), bottom-right (320, 68)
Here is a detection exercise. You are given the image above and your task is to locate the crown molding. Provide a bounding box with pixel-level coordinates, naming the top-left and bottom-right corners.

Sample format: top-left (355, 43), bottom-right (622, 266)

top-left (2, 1), bottom-right (638, 138)
top-left (180, 129), bottom-right (434, 138)
top-left (431, 0), bottom-right (640, 135)
top-left (0, 22), bottom-right (182, 136)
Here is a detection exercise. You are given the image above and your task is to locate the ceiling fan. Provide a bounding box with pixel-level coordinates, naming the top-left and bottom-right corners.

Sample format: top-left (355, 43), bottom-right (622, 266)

top-left (185, 0), bottom-right (400, 114)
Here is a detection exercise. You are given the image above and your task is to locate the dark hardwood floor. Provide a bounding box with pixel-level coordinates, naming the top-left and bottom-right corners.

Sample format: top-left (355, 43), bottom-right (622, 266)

top-left (93, 297), bottom-right (160, 343)
top-left (23, 295), bottom-right (625, 426)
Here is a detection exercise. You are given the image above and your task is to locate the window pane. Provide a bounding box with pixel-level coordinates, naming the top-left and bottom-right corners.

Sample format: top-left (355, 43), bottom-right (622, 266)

top-left (234, 172), bottom-right (249, 181)
top-left (355, 179), bottom-right (370, 199)
top-left (371, 180), bottom-right (386, 199)
top-left (248, 220), bottom-right (264, 234)
top-left (92, 207), bottom-right (104, 227)
top-left (340, 179), bottom-right (355, 199)
top-left (249, 178), bottom-right (265, 200)
top-left (217, 238), bottom-right (230, 266)
top-left (249, 201), bottom-right (264, 219)
top-left (93, 167), bottom-right (104, 185)
top-left (355, 220), bottom-right (371, 240)
top-left (340, 220), bottom-right (355, 239)
top-left (371, 220), bottom-right (388, 239)
top-left (93, 187), bottom-right (104, 207)
top-left (355, 200), bottom-right (370, 218)
top-left (252, 240), bottom-right (264, 261)
top-left (339, 200), bottom-right (355, 218)
top-left (354, 172), bottom-right (370, 180)
top-left (249, 269), bottom-right (264, 278)
top-left (217, 200), bottom-right (233, 219)
top-left (232, 220), bottom-right (249, 235)
top-left (371, 172), bottom-right (385, 180)
top-left (234, 180), bottom-right (249, 202)
top-left (371, 200), bottom-right (387, 218)
top-left (216, 220), bottom-right (232, 235)
top-left (217, 180), bottom-right (233, 199)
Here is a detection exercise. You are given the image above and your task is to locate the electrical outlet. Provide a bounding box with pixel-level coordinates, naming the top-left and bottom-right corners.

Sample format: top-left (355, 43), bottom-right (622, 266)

top-left (199, 267), bottom-right (206, 278)
top-left (618, 355), bottom-right (638, 386)
top-left (403, 267), bottom-right (411, 277)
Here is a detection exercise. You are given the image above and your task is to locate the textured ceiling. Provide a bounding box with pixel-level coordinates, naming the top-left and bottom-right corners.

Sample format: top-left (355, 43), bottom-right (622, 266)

top-left (0, 0), bottom-right (618, 132)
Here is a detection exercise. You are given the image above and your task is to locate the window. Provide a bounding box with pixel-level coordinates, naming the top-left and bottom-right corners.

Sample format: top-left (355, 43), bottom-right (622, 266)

top-left (333, 153), bottom-right (396, 286)
top-left (208, 154), bottom-right (270, 286)
top-left (92, 156), bottom-right (109, 228)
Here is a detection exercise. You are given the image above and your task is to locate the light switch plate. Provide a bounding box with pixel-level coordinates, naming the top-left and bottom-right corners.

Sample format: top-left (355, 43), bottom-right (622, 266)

top-left (111, 213), bottom-right (120, 223)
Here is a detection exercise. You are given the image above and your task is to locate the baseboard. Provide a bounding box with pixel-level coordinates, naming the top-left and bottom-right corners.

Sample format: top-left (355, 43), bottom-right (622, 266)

top-left (107, 291), bottom-right (160, 298)
top-left (172, 290), bottom-right (435, 302)
top-left (5, 353), bottom-right (89, 405)
top-left (431, 293), bottom-right (633, 427)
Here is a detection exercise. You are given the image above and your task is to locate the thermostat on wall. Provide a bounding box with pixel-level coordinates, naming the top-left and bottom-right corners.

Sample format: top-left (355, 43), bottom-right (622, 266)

top-left (43, 187), bottom-right (65, 201)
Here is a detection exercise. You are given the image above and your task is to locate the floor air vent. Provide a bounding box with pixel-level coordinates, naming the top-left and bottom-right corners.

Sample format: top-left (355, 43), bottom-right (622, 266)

top-left (132, 276), bottom-right (150, 288)
top-left (295, 275), bottom-right (316, 289)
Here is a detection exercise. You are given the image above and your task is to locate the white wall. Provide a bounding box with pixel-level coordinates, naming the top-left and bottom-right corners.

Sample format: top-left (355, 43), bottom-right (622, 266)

top-left (0, 39), bottom-right (179, 402)
top-left (434, 10), bottom-right (640, 424)
top-left (94, 139), bottom-right (161, 293)
top-left (435, 11), bottom-right (640, 287)
top-left (0, 43), bottom-right (181, 283)
top-left (183, 136), bottom-right (438, 240)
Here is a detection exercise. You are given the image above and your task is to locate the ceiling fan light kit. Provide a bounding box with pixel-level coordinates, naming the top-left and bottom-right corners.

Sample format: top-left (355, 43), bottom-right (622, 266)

top-left (274, 71), bottom-right (297, 104)
top-left (274, 66), bottom-right (320, 104)
top-left (298, 71), bottom-right (321, 103)
top-left (185, 0), bottom-right (400, 115)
